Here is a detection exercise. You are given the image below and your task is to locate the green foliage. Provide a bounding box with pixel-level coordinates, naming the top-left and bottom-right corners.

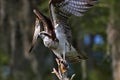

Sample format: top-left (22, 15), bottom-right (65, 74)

top-left (38, 0), bottom-right (49, 16)
top-left (0, 50), bottom-right (9, 65)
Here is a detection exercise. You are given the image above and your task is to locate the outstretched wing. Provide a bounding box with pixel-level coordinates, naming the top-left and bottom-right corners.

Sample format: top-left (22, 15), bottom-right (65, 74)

top-left (33, 9), bottom-right (56, 40)
top-left (29, 18), bottom-right (41, 53)
top-left (49, 0), bottom-right (98, 42)
top-left (29, 9), bottom-right (56, 53)
top-left (49, 0), bottom-right (97, 61)
top-left (50, 0), bottom-right (98, 16)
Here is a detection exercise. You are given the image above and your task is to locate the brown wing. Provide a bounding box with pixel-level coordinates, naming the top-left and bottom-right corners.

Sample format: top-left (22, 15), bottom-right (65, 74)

top-left (29, 9), bottom-right (56, 53)
top-left (29, 18), bottom-right (41, 53)
top-left (33, 9), bottom-right (56, 40)
top-left (33, 9), bottom-right (53, 34)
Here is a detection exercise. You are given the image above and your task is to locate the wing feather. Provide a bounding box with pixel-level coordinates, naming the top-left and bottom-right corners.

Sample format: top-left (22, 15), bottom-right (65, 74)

top-left (54, 0), bottom-right (98, 16)
top-left (49, 0), bottom-right (98, 42)
top-left (29, 18), bottom-right (40, 53)
top-left (48, 0), bottom-right (96, 61)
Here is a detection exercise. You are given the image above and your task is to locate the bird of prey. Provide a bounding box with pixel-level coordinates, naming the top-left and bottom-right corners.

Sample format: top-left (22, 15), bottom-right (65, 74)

top-left (29, 0), bottom-right (98, 62)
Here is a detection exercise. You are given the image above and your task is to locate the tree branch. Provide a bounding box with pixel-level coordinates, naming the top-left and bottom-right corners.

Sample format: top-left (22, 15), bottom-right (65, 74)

top-left (52, 58), bottom-right (75, 80)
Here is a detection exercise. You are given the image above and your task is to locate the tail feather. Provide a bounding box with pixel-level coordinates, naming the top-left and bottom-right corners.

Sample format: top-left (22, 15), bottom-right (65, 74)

top-left (66, 46), bottom-right (88, 63)
top-left (67, 54), bottom-right (88, 63)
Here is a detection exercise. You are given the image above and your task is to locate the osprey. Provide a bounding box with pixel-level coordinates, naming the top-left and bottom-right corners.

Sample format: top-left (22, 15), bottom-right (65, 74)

top-left (29, 0), bottom-right (98, 62)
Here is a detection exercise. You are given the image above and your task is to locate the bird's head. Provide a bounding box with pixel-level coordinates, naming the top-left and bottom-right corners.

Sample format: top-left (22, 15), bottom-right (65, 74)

top-left (39, 31), bottom-right (52, 40)
top-left (39, 31), bottom-right (59, 49)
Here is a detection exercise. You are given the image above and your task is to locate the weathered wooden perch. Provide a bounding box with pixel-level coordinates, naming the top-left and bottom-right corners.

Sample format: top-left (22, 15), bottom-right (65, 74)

top-left (52, 58), bottom-right (75, 80)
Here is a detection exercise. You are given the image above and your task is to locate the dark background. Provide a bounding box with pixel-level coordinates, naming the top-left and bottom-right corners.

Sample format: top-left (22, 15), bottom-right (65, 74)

top-left (0, 0), bottom-right (120, 80)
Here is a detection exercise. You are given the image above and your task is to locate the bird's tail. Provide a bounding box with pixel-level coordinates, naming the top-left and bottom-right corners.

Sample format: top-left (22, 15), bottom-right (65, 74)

top-left (66, 46), bottom-right (88, 63)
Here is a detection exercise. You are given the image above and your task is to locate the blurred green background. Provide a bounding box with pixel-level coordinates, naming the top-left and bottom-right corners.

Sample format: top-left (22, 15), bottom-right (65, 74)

top-left (0, 0), bottom-right (120, 80)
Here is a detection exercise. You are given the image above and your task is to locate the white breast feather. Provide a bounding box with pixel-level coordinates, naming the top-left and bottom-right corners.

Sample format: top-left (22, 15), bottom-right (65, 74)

top-left (55, 24), bottom-right (66, 49)
top-left (54, 24), bottom-right (76, 54)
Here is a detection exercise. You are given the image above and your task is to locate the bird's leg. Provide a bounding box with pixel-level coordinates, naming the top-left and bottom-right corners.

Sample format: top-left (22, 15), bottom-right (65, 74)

top-left (63, 42), bottom-right (66, 61)
top-left (61, 42), bottom-right (69, 69)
